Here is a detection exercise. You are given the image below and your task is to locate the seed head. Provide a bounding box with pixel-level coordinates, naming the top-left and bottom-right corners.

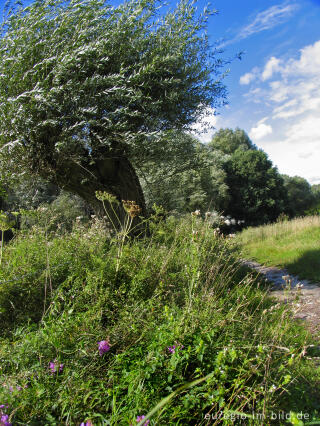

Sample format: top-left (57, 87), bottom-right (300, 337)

top-left (122, 200), bottom-right (142, 218)
top-left (95, 191), bottom-right (119, 204)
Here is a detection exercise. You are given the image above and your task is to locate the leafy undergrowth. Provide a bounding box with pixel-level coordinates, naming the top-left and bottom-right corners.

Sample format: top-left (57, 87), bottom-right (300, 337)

top-left (238, 216), bottom-right (320, 282)
top-left (0, 213), bottom-right (320, 425)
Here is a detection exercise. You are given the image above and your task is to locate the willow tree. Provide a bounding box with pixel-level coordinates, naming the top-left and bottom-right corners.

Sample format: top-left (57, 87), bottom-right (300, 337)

top-left (0, 0), bottom-right (227, 227)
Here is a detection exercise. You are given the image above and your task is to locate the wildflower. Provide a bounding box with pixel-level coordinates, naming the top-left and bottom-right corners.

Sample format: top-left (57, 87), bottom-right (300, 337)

top-left (80, 421), bottom-right (94, 426)
top-left (191, 210), bottom-right (201, 217)
top-left (0, 414), bottom-right (11, 426)
top-left (205, 211), bottom-right (212, 218)
top-left (167, 342), bottom-right (184, 354)
top-left (49, 360), bottom-right (64, 374)
top-left (167, 345), bottom-right (176, 354)
top-left (122, 200), bottom-right (142, 218)
top-left (95, 191), bottom-right (119, 204)
top-left (136, 415), bottom-right (150, 425)
top-left (98, 340), bottom-right (110, 356)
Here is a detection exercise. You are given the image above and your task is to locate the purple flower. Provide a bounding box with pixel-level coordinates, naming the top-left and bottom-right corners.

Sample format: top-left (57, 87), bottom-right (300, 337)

top-left (98, 340), bottom-right (110, 356)
top-left (167, 342), bottom-right (184, 354)
top-left (136, 415), bottom-right (149, 425)
top-left (167, 345), bottom-right (176, 354)
top-left (49, 360), bottom-right (64, 374)
top-left (80, 421), bottom-right (93, 426)
top-left (0, 414), bottom-right (12, 426)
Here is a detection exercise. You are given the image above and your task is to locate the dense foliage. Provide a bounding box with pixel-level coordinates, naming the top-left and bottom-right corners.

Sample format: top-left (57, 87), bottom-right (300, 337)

top-left (282, 175), bottom-right (318, 217)
top-left (0, 211), bottom-right (319, 424)
top-left (208, 127), bottom-right (256, 154)
top-left (0, 0), bottom-right (228, 223)
top-left (222, 149), bottom-right (287, 225)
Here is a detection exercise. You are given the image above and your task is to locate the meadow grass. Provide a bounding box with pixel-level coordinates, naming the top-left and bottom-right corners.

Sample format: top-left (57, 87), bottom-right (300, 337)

top-left (0, 210), bottom-right (319, 424)
top-left (238, 216), bottom-right (320, 282)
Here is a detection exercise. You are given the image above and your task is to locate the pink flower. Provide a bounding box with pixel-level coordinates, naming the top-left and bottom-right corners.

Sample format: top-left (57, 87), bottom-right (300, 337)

top-left (98, 340), bottom-right (110, 356)
top-left (49, 360), bottom-right (64, 374)
top-left (136, 415), bottom-right (149, 425)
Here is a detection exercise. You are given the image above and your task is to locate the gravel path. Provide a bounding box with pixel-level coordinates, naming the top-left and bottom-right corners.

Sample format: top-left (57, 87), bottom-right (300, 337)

top-left (242, 260), bottom-right (320, 336)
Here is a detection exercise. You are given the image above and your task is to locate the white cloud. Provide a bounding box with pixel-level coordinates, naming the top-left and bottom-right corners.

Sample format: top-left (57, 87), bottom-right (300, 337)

top-left (238, 3), bottom-right (298, 39)
top-left (249, 119), bottom-right (273, 140)
top-left (243, 40), bottom-right (320, 184)
top-left (258, 137), bottom-right (320, 184)
top-left (240, 72), bottom-right (256, 85)
top-left (284, 115), bottom-right (320, 145)
top-left (298, 152), bottom-right (312, 159)
top-left (268, 43), bottom-right (320, 122)
top-left (239, 67), bottom-right (260, 85)
top-left (262, 57), bottom-right (281, 80)
top-left (310, 176), bottom-right (320, 184)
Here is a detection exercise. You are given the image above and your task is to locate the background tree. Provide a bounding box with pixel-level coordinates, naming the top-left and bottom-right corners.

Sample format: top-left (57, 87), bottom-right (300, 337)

top-left (282, 175), bottom-right (315, 217)
top-left (139, 132), bottom-right (229, 213)
top-left (5, 177), bottom-right (60, 211)
top-left (0, 0), bottom-right (228, 229)
top-left (222, 148), bottom-right (287, 225)
top-left (208, 127), bottom-right (256, 155)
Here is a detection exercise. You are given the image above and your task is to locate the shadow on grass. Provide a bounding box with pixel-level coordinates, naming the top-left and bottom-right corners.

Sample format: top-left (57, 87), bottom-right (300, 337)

top-left (285, 249), bottom-right (320, 283)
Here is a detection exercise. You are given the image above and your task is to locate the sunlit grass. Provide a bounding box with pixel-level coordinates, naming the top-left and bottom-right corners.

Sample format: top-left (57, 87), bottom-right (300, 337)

top-left (238, 216), bottom-right (320, 282)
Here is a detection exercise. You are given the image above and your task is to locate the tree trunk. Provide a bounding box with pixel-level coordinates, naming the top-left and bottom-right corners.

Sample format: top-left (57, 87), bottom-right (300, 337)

top-left (50, 154), bottom-right (147, 236)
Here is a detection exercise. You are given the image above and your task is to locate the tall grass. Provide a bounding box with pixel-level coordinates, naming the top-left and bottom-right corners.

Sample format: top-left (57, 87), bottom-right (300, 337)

top-left (238, 216), bottom-right (320, 282)
top-left (239, 216), bottom-right (320, 244)
top-left (0, 210), bottom-right (319, 424)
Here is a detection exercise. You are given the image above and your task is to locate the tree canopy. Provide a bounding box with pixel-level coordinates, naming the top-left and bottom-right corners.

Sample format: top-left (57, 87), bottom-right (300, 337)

top-left (208, 128), bottom-right (256, 155)
top-left (0, 0), bottom-right (228, 227)
top-left (221, 143), bottom-right (287, 225)
top-left (282, 175), bottom-right (316, 217)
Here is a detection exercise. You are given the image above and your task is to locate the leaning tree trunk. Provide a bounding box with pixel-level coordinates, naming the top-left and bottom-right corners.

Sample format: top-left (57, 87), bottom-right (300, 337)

top-left (50, 154), bottom-right (147, 236)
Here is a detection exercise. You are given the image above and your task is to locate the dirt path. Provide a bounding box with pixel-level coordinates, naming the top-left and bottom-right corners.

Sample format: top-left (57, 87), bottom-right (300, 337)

top-left (243, 260), bottom-right (320, 336)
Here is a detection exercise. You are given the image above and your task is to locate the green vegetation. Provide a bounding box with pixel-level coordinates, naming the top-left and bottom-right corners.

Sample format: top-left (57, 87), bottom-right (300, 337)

top-left (0, 208), bottom-right (320, 424)
top-left (0, 0), bottom-right (319, 424)
top-left (0, 0), bottom-right (228, 229)
top-left (238, 216), bottom-right (320, 282)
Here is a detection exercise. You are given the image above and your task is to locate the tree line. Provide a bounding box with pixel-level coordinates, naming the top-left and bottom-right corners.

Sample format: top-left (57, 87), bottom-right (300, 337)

top-left (1, 127), bottom-right (319, 228)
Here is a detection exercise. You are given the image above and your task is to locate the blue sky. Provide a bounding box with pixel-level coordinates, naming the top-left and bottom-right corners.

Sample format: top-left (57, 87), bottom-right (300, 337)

top-left (1, 0), bottom-right (319, 184)
top-left (190, 0), bottom-right (320, 184)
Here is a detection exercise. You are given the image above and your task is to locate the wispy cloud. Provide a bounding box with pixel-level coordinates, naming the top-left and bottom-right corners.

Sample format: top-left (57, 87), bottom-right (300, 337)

top-left (221, 2), bottom-right (298, 47)
top-left (239, 3), bottom-right (298, 39)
